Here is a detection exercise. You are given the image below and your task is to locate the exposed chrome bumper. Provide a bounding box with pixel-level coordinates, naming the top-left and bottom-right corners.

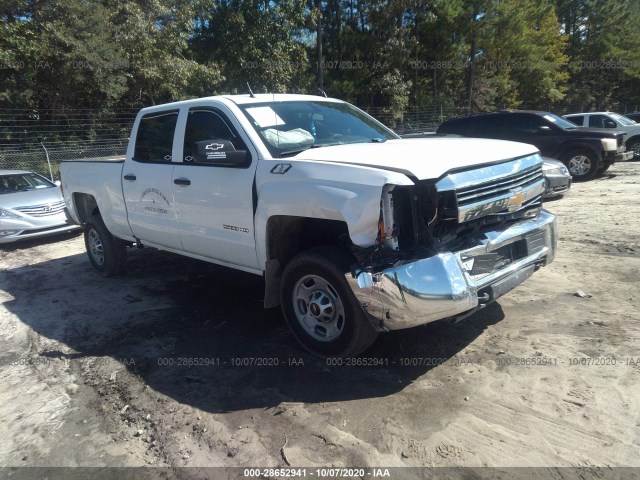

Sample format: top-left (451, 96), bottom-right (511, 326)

top-left (618, 151), bottom-right (635, 162)
top-left (347, 210), bottom-right (557, 330)
top-left (608, 150), bottom-right (634, 163)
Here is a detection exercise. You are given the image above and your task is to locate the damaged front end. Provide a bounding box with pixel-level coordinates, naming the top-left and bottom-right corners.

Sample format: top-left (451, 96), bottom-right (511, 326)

top-left (347, 154), bottom-right (557, 331)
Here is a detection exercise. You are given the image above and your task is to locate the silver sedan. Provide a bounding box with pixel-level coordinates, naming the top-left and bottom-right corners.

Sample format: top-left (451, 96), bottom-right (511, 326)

top-left (0, 170), bottom-right (80, 244)
top-left (542, 158), bottom-right (572, 199)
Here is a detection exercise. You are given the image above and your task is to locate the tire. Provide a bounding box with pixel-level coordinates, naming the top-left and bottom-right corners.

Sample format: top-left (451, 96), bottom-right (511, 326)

top-left (280, 246), bottom-right (379, 358)
top-left (84, 213), bottom-right (127, 276)
top-left (598, 164), bottom-right (611, 174)
top-left (562, 148), bottom-right (600, 181)
top-left (626, 137), bottom-right (640, 158)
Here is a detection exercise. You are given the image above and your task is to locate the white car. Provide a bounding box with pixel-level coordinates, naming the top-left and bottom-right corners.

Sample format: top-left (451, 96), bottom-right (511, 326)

top-left (0, 170), bottom-right (80, 244)
top-left (563, 112), bottom-right (640, 158)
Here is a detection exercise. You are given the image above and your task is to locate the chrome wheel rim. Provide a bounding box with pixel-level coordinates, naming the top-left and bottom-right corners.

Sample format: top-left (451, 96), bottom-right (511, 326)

top-left (88, 229), bottom-right (105, 266)
top-left (630, 142), bottom-right (640, 157)
top-left (568, 155), bottom-right (592, 176)
top-left (292, 274), bottom-right (345, 342)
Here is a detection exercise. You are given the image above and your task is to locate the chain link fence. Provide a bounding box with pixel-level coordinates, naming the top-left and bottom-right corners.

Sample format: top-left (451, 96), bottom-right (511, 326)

top-left (368, 105), bottom-right (462, 135)
top-left (0, 140), bottom-right (128, 180)
top-left (0, 101), bottom-right (598, 177)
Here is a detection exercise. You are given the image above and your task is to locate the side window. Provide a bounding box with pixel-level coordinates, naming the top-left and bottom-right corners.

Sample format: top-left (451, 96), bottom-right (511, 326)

top-left (134, 110), bottom-right (179, 162)
top-left (567, 115), bottom-right (583, 126)
top-left (505, 114), bottom-right (546, 134)
top-left (473, 115), bottom-right (505, 136)
top-left (505, 114), bottom-right (530, 133)
top-left (588, 115), bottom-right (616, 129)
top-left (439, 118), bottom-right (471, 136)
top-left (183, 109), bottom-right (248, 162)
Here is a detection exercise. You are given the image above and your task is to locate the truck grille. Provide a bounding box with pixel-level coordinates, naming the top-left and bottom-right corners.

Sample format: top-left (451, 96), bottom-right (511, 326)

top-left (14, 200), bottom-right (65, 217)
top-left (436, 155), bottom-right (545, 223)
top-left (456, 165), bottom-right (543, 206)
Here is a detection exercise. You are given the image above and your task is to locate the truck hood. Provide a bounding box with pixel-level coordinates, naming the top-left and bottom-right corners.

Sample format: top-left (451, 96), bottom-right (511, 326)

top-left (291, 138), bottom-right (540, 181)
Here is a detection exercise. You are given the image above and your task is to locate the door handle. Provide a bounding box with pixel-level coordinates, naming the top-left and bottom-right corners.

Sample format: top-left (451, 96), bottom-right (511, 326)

top-left (123, 174), bottom-right (137, 181)
top-left (173, 178), bottom-right (191, 186)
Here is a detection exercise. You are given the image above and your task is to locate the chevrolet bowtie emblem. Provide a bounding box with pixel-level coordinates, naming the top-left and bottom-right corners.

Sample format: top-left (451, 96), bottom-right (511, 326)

top-left (508, 189), bottom-right (526, 211)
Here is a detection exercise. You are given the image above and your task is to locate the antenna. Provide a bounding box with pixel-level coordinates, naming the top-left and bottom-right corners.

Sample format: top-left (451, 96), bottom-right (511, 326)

top-left (247, 83), bottom-right (255, 98)
top-left (318, 88), bottom-right (327, 98)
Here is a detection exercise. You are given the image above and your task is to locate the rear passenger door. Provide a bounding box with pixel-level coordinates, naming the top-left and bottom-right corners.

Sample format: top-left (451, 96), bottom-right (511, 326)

top-left (122, 109), bottom-right (183, 249)
top-left (172, 105), bottom-right (260, 270)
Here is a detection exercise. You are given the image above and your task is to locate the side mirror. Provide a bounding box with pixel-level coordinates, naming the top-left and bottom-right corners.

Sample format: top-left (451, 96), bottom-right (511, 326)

top-left (604, 120), bottom-right (617, 128)
top-left (537, 125), bottom-right (552, 134)
top-left (54, 180), bottom-right (62, 187)
top-left (193, 140), bottom-right (250, 167)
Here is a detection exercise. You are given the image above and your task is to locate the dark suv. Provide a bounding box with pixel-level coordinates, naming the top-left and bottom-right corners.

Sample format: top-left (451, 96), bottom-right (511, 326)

top-left (437, 111), bottom-right (633, 180)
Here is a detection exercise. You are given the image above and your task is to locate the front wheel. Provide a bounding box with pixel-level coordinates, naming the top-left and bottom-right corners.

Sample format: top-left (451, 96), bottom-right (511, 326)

top-left (280, 247), bottom-right (379, 358)
top-left (627, 138), bottom-right (640, 158)
top-left (84, 213), bottom-right (127, 276)
top-left (562, 148), bottom-right (600, 181)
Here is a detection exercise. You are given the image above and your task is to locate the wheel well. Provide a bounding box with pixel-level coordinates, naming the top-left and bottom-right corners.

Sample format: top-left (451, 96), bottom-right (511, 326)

top-left (263, 216), bottom-right (353, 309)
top-left (72, 193), bottom-right (99, 224)
top-left (626, 135), bottom-right (640, 146)
top-left (560, 146), bottom-right (600, 162)
top-left (267, 216), bottom-right (352, 266)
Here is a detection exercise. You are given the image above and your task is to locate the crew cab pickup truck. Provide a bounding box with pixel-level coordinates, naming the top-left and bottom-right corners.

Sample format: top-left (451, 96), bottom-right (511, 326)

top-left (60, 94), bottom-right (557, 357)
top-left (437, 110), bottom-right (633, 180)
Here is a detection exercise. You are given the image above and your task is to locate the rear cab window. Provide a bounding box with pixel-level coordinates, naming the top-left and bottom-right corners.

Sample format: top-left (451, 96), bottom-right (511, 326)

top-left (133, 110), bottom-right (179, 163)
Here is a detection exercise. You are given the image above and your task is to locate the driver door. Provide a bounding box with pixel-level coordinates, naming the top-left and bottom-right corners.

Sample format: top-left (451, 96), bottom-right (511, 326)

top-left (172, 105), bottom-right (260, 269)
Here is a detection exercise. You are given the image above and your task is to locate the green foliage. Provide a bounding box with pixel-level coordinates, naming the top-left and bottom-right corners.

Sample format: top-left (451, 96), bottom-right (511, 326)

top-left (2, 0), bottom-right (640, 142)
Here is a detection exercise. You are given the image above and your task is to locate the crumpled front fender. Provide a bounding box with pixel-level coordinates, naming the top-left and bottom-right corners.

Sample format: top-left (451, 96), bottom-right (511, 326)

top-left (254, 159), bottom-right (413, 267)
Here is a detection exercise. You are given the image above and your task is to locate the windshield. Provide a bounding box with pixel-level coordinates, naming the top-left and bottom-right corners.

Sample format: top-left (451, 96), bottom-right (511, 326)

top-left (540, 113), bottom-right (579, 130)
top-left (0, 172), bottom-right (55, 194)
top-left (238, 101), bottom-right (398, 158)
top-left (609, 113), bottom-right (636, 126)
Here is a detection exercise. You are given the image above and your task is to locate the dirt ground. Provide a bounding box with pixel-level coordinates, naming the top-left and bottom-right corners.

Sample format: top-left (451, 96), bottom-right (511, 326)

top-left (1, 161), bottom-right (639, 477)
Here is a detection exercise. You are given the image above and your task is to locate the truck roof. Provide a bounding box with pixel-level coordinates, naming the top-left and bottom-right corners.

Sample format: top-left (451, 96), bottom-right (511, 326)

top-left (138, 94), bottom-right (342, 115)
top-left (565, 112), bottom-right (615, 116)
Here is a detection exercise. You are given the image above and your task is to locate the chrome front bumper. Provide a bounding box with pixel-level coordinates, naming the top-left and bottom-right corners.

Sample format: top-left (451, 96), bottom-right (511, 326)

top-left (347, 210), bottom-right (557, 330)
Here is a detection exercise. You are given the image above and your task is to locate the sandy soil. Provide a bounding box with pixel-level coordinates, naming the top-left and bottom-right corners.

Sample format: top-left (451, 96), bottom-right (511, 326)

top-left (1, 162), bottom-right (639, 476)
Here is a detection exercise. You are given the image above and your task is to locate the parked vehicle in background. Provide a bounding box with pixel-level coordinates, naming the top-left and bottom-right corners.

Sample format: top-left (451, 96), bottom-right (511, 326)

top-left (563, 112), bottom-right (640, 159)
top-left (624, 113), bottom-right (640, 123)
top-left (0, 170), bottom-right (80, 244)
top-left (60, 94), bottom-right (557, 357)
top-left (437, 110), bottom-right (633, 181)
top-left (542, 158), bottom-right (571, 198)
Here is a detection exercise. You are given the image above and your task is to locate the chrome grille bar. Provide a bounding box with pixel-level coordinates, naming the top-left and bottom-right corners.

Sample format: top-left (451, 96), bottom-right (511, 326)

top-left (436, 154), bottom-right (545, 223)
top-left (456, 166), bottom-right (543, 205)
top-left (14, 201), bottom-right (65, 217)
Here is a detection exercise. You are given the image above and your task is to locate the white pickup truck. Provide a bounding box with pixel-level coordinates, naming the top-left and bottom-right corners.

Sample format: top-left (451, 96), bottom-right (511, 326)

top-left (60, 94), bottom-right (557, 357)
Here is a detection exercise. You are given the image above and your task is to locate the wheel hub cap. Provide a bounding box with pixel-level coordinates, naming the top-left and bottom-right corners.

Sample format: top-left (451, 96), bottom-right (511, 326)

top-left (568, 155), bottom-right (592, 176)
top-left (88, 229), bottom-right (105, 266)
top-left (293, 275), bottom-right (346, 342)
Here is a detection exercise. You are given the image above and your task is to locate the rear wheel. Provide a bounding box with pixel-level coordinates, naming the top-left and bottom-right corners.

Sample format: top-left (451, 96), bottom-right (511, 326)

top-left (280, 246), bottom-right (378, 358)
top-left (84, 213), bottom-right (127, 276)
top-left (563, 148), bottom-right (600, 181)
top-left (598, 164), bottom-right (611, 174)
